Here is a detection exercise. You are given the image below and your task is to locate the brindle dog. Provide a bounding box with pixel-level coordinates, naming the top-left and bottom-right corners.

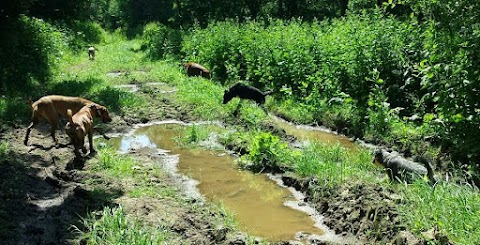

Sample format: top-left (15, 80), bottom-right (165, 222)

top-left (373, 149), bottom-right (436, 183)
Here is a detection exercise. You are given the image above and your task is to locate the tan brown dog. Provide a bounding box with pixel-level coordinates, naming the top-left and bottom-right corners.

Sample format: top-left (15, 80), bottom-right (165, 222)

top-left (183, 62), bottom-right (211, 79)
top-left (65, 103), bottom-right (105, 158)
top-left (24, 95), bottom-right (112, 146)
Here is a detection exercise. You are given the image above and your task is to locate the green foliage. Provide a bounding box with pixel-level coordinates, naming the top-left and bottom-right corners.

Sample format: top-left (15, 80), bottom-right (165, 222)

top-left (29, 0), bottom-right (93, 21)
top-left (0, 142), bottom-right (10, 160)
top-left (0, 15), bottom-right (67, 92)
top-left (141, 22), bottom-right (182, 60)
top-left (181, 15), bottom-right (418, 106)
top-left (366, 84), bottom-right (395, 137)
top-left (243, 132), bottom-right (289, 172)
top-left (96, 144), bottom-right (136, 176)
top-left (292, 142), bottom-right (375, 185)
top-left (399, 181), bottom-right (480, 245)
top-left (77, 206), bottom-right (172, 244)
top-left (268, 98), bottom-right (314, 124)
top-left (170, 76), bottom-right (229, 121)
top-left (63, 21), bottom-right (105, 50)
top-left (0, 96), bottom-right (31, 123)
top-left (176, 124), bottom-right (211, 147)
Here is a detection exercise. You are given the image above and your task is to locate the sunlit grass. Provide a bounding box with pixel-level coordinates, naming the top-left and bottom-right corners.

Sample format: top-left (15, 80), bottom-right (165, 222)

top-left (0, 142), bottom-right (10, 160)
top-left (285, 141), bottom-right (376, 185)
top-left (170, 76), bottom-right (229, 120)
top-left (94, 144), bottom-right (136, 176)
top-left (398, 181), bottom-right (480, 245)
top-left (129, 185), bottom-right (178, 199)
top-left (76, 206), bottom-right (174, 245)
top-left (267, 97), bottom-right (314, 124)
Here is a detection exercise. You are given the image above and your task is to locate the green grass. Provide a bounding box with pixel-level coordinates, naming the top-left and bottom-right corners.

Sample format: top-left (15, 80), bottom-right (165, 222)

top-left (95, 144), bottom-right (137, 176)
top-left (291, 142), bottom-right (376, 184)
top-left (0, 142), bottom-right (10, 160)
top-left (267, 98), bottom-right (314, 124)
top-left (398, 181), bottom-right (480, 244)
top-left (76, 206), bottom-right (175, 245)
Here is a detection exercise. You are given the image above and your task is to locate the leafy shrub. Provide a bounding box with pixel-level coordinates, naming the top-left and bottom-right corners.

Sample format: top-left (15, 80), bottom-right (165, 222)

top-left (142, 22), bottom-right (182, 60)
top-left (243, 132), bottom-right (289, 172)
top-left (63, 21), bottom-right (105, 50)
top-left (0, 15), bottom-right (67, 92)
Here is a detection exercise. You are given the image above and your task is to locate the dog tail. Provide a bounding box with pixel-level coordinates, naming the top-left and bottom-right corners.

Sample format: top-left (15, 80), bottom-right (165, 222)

top-left (263, 90), bottom-right (274, 96)
top-left (27, 98), bottom-right (33, 109)
top-left (67, 109), bottom-right (74, 124)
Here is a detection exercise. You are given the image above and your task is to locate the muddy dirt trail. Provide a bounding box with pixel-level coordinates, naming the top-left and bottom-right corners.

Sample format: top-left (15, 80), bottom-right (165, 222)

top-left (0, 91), bottom-right (245, 244)
top-left (0, 79), bottom-right (449, 244)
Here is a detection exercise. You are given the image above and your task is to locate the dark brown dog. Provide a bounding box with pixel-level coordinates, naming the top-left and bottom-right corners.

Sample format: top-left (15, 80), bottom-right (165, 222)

top-left (223, 83), bottom-right (273, 105)
top-left (24, 95), bottom-right (112, 146)
top-left (373, 149), bottom-right (436, 183)
top-left (183, 62), bottom-right (211, 79)
top-left (65, 103), bottom-right (106, 158)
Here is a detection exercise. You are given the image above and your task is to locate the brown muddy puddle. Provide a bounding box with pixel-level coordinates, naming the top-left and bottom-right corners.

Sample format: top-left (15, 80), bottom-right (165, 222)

top-left (107, 122), bottom-right (328, 242)
top-left (270, 115), bottom-right (356, 149)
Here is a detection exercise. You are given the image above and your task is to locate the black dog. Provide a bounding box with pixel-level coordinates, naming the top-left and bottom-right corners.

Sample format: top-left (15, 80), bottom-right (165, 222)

top-left (373, 149), bottom-right (436, 184)
top-left (223, 83), bottom-right (273, 105)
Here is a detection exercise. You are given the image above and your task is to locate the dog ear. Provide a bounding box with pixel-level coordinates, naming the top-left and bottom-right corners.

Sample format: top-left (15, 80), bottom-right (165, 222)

top-left (88, 103), bottom-right (101, 117)
top-left (96, 107), bottom-right (104, 117)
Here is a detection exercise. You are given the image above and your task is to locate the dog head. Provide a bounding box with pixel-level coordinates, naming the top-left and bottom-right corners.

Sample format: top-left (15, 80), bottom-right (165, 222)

top-left (373, 149), bottom-right (387, 167)
top-left (89, 103), bottom-right (112, 123)
top-left (65, 121), bottom-right (85, 152)
top-left (223, 90), bottom-right (233, 104)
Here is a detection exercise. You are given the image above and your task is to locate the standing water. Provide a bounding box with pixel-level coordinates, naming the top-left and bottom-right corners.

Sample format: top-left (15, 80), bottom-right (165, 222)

top-left (105, 117), bottom-right (355, 241)
top-left (270, 115), bottom-right (356, 149)
top-left (108, 122), bottom-right (328, 242)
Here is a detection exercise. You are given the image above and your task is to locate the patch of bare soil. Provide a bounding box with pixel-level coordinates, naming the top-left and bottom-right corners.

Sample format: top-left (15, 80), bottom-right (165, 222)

top-left (0, 124), bottom-right (120, 244)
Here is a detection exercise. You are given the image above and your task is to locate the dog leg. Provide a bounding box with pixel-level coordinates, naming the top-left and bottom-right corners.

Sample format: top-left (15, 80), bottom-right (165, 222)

top-left (49, 121), bottom-right (59, 147)
top-left (24, 119), bottom-right (39, 145)
top-left (88, 128), bottom-right (95, 155)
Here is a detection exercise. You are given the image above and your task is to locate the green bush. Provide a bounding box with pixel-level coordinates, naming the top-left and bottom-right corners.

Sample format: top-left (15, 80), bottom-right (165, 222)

top-left (0, 15), bottom-right (67, 93)
top-left (141, 22), bottom-right (182, 60)
top-left (243, 132), bottom-right (289, 172)
top-left (63, 21), bottom-right (106, 50)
